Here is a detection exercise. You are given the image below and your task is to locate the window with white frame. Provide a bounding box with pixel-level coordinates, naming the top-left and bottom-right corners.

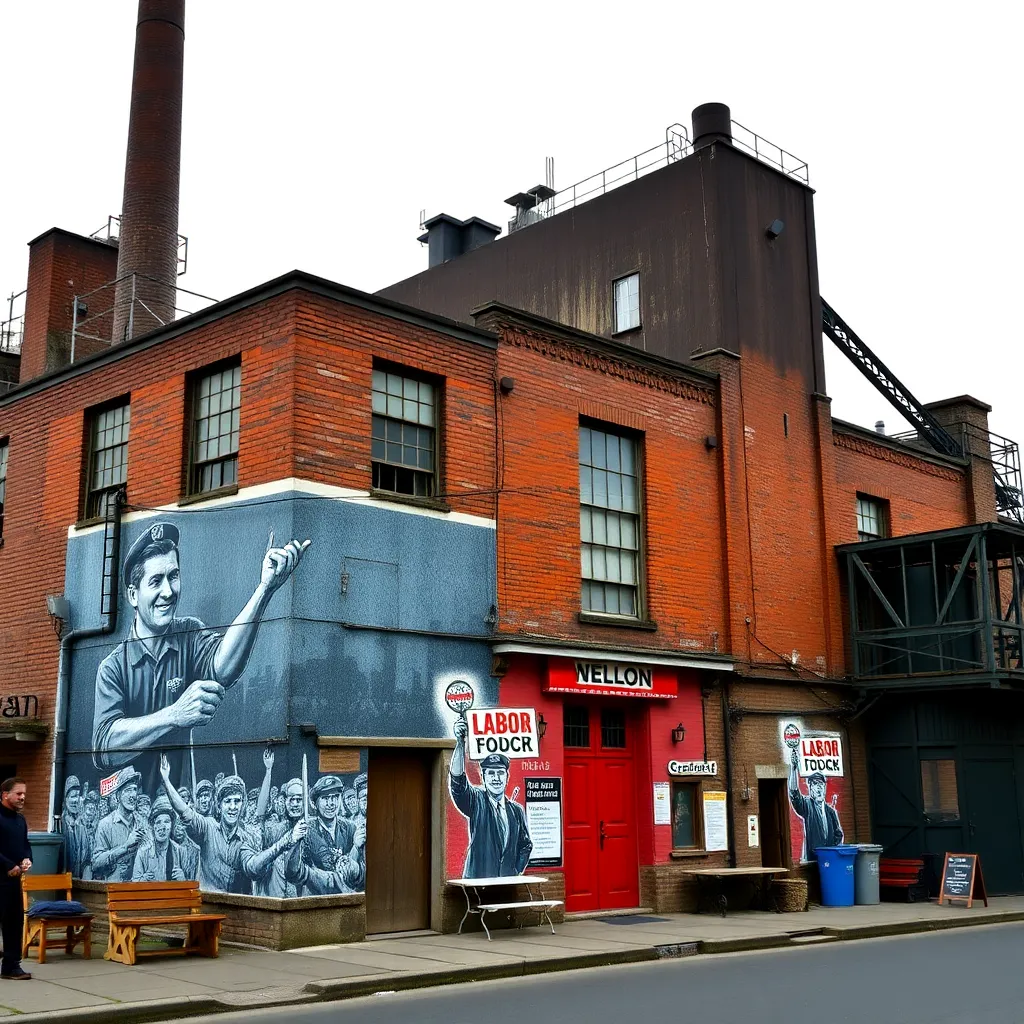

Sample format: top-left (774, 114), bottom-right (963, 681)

top-left (580, 424), bottom-right (642, 616)
top-left (371, 367), bottom-right (437, 497)
top-left (856, 494), bottom-right (888, 542)
top-left (189, 360), bottom-right (241, 496)
top-left (85, 400), bottom-right (130, 518)
top-left (613, 273), bottom-right (641, 333)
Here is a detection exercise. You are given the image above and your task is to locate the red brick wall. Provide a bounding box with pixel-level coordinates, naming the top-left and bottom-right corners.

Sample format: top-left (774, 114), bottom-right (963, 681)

top-left (0, 286), bottom-right (496, 827)
top-left (21, 231), bottom-right (119, 382)
top-left (484, 316), bottom-right (724, 653)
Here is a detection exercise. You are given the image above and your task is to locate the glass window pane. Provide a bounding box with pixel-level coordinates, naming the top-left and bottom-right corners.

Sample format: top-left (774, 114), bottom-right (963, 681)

top-left (372, 369), bottom-right (386, 392)
top-left (601, 708), bottom-right (626, 748)
top-left (579, 427), bottom-right (591, 465)
top-left (672, 784), bottom-right (696, 848)
top-left (921, 759), bottom-right (960, 821)
top-left (564, 707), bottom-right (590, 748)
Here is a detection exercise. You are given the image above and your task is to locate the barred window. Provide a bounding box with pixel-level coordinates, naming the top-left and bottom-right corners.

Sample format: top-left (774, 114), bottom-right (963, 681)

top-left (189, 361), bottom-right (241, 495)
top-left (371, 368), bottom-right (437, 497)
top-left (580, 424), bottom-right (642, 617)
top-left (856, 494), bottom-right (889, 542)
top-left (0, 439), bottom-right (8, 540)
top-left (85, 401), bottom-right (130, 518)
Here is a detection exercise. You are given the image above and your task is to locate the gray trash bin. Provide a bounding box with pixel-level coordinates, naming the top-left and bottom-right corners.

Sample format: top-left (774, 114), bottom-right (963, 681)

top-left (28, 832), bottom-right (65, 873)
top-left (854, 843), bottom-right (883, 905)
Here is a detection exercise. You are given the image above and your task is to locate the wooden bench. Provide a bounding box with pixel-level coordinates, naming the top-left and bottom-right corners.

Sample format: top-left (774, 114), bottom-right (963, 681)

top-left (879, 858), bottom-right (928, 902)
top-left (22, 873), bottom-right (92, 964)
top-left (104, 880), bottom-right (225, 966)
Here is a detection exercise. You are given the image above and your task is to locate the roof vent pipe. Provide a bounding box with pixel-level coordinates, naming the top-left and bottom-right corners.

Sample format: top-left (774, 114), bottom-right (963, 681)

top-left (691, 102), bottom-right (732, 149)
top-left (875, 420), bottom-right (886, 435)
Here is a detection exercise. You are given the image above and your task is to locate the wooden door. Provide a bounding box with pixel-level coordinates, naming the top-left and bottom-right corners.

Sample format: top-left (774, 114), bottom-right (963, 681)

top-left (758, 779), bottom-right (789, 868)
top-left (562, 705), bottom-right (639, 912)
top-left (365, 748), bottom-right (432, 933)
top-left (964, 758), bottom-right (1024, 895)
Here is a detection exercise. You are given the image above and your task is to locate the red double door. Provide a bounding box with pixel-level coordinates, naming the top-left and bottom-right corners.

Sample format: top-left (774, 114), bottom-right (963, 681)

top-left (563, 704), bottom-right (640, 912)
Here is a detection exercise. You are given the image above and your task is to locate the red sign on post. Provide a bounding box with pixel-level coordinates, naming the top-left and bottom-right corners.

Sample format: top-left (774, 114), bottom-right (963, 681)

top-left (545, 659), bottom-right (678, 699)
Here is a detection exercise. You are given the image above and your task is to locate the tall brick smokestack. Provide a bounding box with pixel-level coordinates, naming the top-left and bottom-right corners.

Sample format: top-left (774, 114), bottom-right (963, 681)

top-left (112, 0), bottom-right (185, 343)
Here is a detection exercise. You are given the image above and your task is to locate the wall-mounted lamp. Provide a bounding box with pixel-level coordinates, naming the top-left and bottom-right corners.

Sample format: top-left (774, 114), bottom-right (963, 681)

top-left (537, 713), bottom-right (548, 740)
top-left (765, 218), bottom-right (785, 240)
top-left (704, 434), bottom-right (718, 451)
top-left (671, 723), bottom-right (686, 745)
top-left (499, 376), bottom-right (515, 395)
top-left (46, 595), bottom-right (70, 621)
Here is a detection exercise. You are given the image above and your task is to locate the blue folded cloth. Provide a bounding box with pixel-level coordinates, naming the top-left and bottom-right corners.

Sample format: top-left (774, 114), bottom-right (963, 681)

top-left (26, 900), bottom-right (92, 918)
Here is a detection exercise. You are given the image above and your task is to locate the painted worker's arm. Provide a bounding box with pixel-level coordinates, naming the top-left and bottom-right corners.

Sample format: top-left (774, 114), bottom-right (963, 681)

top-left (255, 749), bottom-right (275, 820)
top-left (213, 533), bottom-right (311, 685)
top-left (242, 819), bottom-right (305, 879)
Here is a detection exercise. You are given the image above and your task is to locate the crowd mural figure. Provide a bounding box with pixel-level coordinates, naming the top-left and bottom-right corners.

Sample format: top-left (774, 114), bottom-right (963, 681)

top-left (59, 749), bottom-right (368, 895)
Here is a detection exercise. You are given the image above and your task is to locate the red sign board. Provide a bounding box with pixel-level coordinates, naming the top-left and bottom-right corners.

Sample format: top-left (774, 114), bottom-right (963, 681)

top-left (546, 659), bottom-right (678, 699)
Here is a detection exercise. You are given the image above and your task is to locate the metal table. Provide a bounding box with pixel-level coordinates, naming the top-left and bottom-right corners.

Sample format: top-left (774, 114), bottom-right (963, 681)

top-left (447, 876), bottom-right (557, 939)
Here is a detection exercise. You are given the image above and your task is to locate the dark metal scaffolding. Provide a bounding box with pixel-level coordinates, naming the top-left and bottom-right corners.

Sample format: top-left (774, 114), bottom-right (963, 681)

top-left (839, 523), bottom-right (1024, 687)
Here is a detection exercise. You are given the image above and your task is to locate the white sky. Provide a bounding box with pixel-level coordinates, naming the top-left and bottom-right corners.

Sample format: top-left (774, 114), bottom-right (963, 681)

top-left (3, 1), bottom-right (1021, 445)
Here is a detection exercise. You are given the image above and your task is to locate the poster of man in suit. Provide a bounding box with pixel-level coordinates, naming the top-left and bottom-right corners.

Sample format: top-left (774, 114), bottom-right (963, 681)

top-left (779, 719), bottom-right (845, 863)
top-left (449, 716), bottom-right (533, 878)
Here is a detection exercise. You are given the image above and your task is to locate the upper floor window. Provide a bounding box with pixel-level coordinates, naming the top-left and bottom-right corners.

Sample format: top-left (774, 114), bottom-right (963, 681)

top-left (188, 360), bottom-right (241, 496)
top-left (371, 367), bottom-right (437, 497)
top-left (0, 439), bottom-right (8, 541)
top-left (613, 273), bottom-right (641, 333)
top-left (580, 423), bottom-right (642, 617)
top-left (856, 494), bottom-right (889, 542)
top-left (85, 400), bottom-right (130, 519)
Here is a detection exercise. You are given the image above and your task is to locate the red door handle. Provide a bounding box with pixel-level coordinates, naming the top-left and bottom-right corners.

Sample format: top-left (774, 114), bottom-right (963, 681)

top-left (599, 820), bottom-right (607, 849)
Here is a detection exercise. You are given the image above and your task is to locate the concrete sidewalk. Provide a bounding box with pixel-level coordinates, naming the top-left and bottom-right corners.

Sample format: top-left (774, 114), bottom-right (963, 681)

top-left (10, 896), bottom-right (1024, 1023)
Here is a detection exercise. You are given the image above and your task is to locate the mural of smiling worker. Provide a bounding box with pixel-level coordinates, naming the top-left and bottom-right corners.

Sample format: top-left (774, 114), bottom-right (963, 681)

top-left (449, 717), bottom-right (532, 878)
top-left (92, 522), bottom-right (311, 797)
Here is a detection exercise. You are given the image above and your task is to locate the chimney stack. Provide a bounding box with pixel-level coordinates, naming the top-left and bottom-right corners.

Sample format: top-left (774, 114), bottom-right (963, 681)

top-left (112, 0), bottom-right (185, 343)
top-left (691, 102), bottom-right (732, 150)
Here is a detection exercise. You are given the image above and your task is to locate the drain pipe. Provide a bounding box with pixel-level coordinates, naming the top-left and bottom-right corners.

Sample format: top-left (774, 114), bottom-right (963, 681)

top-left (48, 490), bottom-right (125, 831)
top-left (720, 676), bottom-right (738, 867)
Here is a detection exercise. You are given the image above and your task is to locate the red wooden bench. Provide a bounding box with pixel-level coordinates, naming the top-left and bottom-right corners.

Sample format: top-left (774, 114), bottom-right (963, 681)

top-left (879, 858), bottom-right (928, 902)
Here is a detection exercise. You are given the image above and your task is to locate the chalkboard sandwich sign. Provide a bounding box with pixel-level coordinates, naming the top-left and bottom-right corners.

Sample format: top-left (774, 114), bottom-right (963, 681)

top-left (938, 853), bottom-right (988, 908)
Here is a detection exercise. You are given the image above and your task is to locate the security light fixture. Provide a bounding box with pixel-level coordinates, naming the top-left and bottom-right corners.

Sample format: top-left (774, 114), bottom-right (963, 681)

top-left (765, 218), bottom-right (785, 240)
top-left (46, 595), bottom-right (70, 621)
top-left (672, 723), bottom-right (686, 745)
top-left (499, 376), bottom-right (515, 394)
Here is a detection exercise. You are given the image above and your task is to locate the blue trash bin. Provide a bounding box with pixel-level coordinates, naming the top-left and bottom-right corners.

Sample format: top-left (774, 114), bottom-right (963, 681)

top-left (816, 845), bottom-right (859, 906)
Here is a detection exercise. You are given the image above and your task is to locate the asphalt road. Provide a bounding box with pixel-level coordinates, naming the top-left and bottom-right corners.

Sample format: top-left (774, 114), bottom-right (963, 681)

top-left (194, 922), bottom-right (1024, 1024)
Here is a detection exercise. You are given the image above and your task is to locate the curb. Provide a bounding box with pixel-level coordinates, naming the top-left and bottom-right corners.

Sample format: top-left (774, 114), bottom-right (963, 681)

top-left (18, 912), bottom-right (1024, 1024)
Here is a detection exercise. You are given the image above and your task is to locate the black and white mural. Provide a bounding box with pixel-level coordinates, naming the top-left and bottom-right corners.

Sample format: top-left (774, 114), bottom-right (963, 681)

top-left (59, 490), bottom-right (497, 897)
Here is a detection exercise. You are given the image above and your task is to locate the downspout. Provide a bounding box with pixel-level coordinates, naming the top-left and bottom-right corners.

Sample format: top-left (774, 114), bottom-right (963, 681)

top-left (48, 489), bottom-right (125, 831)
top-left (720, 676), bottom-right (737, 867)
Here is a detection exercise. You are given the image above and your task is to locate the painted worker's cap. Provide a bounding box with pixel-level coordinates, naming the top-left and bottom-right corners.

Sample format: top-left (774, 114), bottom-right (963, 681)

top-left (807, 772), bottom-right (827, 787)
top-left (149, 794), bottom-right (174, 823)
top-left (479, 754), bottom-right (510, 771)
top-left (195, 779), bottom-right (214, 797)
top-left (123, 522), bottom-right (180, 583)
top-left (354, 772), bottom-right (368, 793)
top-left (310, 776), bottom-right (345, 801)
top-left (215, 775), bottom-right (246, 805)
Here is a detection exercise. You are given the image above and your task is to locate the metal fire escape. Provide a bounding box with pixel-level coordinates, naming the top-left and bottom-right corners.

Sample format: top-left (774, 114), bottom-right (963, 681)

top-left (821, 299), bottom-right (1024, 523)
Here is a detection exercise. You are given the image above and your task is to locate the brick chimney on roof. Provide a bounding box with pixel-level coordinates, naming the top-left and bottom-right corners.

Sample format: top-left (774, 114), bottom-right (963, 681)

top-left (112, 0), bottom-right (185, 343)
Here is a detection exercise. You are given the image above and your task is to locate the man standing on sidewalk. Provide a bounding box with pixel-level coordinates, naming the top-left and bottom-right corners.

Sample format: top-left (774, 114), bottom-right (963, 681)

top-left (0, 778), bottom-right (33, 981)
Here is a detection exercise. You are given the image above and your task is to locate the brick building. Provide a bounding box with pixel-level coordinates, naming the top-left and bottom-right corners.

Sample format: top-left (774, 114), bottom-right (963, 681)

top-left (2, 77), bottom-right (1023, 947)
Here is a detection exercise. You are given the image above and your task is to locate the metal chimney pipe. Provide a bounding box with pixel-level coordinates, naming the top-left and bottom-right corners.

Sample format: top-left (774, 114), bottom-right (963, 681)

top-left (112, 0), bottom-right (185, 343)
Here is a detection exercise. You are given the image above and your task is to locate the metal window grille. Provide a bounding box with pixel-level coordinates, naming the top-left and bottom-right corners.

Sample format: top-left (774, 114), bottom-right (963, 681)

top-left (371, 369), bottom-right (436, 497)
top-left (190, 363), bottom-right (241, 495)
top-left (600, 707), bottom-right (627, 748)
top-left (856, 495), bottom-right (887, 542)
top-left (86, 403), bottom-right (130, 518)
top-left (613, 274), bottom-right (640, 333)
top-left (563, 707), bottom-right (590, 748)
top-left (0, 440), bottom-right (7, 539)
top-left (580, 425), bottom-right (640, 616)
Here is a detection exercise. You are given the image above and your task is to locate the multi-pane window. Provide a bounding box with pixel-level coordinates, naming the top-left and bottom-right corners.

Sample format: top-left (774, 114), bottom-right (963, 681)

top-left (613, 273), bottom-right (640, 333)
top-left (856, 494), bottom-right (888, 542)
top-left (0, 439), bottom-right (8, 540)
top-left (371, 368), bottom-right (436, 497)
top-left (563, 707), bottom-right (590, 748)
top-left (189, 362), bottom-right (241, 495)
top-left (580, 424), bottom-right (641, 616)
top-left (600, 708), bottom-right (627, 748)
top-left (85, 402), bottom-right (130, 518)
top-left (921, 759), bottom-right (960, 822)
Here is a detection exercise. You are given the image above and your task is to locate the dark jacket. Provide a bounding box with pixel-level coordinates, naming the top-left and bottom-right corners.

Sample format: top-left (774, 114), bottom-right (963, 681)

top-left (789, 789), bottom-right (844, 860)
top-left (449, 772), bottom-right (532, 878)
top-left (0, 804), bottom-right (31, 885)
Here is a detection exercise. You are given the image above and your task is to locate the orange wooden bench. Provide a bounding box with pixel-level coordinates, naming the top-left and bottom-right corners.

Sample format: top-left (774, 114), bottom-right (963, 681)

top-left (879, 858), bottom-right (928, 902)
top-left (104, 880), bottom-right (225, 966)
top-left (22, 873), bottom-right (92, 963)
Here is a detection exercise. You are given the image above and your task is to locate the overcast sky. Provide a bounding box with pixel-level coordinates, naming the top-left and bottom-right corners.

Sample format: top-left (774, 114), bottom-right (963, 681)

top-left (3, 1), bottom-right (1021, 445)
